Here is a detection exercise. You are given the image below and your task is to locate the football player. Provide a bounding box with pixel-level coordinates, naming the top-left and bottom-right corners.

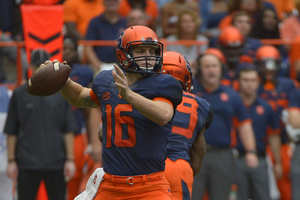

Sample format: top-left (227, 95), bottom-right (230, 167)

top-left (44, 25), bottom-right (183, 200)
top-left (162, 51), bottom-right (213, 200)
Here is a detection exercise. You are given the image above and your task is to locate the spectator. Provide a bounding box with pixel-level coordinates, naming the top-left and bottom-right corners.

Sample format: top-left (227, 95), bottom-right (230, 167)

top-left (63, 38), bottom-right (95, 200)
top-left (0, 85), bottom-right (13, 200)
top-left (127, 8), bottom-right (148, 27)
top-left (198, 0), bottom-right (228, 38)
top-left (166, 9), bottom-right (208, 68)
top-left (192, 53), bottom-right (258, 200)
top-left (162, 51), bottom-right (213, 200)
top-left (285, 88), bottom-right (300, 200)
top-left (236, 66), bottom-right (282, 200)
top-left (63, 0), bottom-right (105, 41)
top-left (5, 48), bottom-right (77, 200)
top-left (85, 0), bottom-right (127, 73)
top-left (231, 11), bottom-right (263, 58)
top-left (249, 8), bottom-right (280, 40)
top-left (280, 0), bottom-right (300, 41)
top-left (161, 0), bottom-right (198, 38)
top-left (264, 0), bottom-right (295, 20)
top-left (218, 0), bottom-right (276, 30)
top-left (118, 0), bottom-right (158, 31)
top-left (256, 45), bottom-right (298, 200)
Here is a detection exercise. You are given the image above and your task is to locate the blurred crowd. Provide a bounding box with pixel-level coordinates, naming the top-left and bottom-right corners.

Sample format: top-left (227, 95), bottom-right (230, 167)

top-left (0, 0), bottom-right (300, 200)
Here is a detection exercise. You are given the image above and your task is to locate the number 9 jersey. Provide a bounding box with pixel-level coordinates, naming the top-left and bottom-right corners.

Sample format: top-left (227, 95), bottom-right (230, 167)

top-left (90, 70), bottom-right (183, 176)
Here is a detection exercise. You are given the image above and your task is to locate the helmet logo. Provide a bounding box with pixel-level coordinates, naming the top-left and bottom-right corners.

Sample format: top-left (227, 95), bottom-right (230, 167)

top-left (183, 56), bottom-right (192, 73)
top-left (116, 31), bottom-right (125, 50)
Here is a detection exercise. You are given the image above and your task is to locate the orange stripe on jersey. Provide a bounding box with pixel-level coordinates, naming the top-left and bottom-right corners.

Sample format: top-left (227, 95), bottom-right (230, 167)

top-left (153, 97), bottom-right (173, 108)
top-left (90, 89), bottom-right (100, 106)
top-left (267, 127), bottom-right (281, 136)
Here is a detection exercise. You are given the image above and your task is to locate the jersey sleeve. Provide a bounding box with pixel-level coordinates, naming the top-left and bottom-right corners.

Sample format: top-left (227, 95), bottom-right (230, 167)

top-left (233, 91), bottom-right (251, 124)
top-left (156, 76), bottom-right (183, 108)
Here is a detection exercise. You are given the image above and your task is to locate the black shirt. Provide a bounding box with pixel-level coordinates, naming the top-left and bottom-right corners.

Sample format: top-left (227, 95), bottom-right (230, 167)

top-left (4, 84), bottom-right (78, 170)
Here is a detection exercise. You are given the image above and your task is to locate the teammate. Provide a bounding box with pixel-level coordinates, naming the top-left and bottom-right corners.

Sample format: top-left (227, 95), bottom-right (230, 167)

top-left (192, 53), bottom-right (258, 200)
top-left (44, 25), bottom-right (183, 200)
top-left (236, 67), bottom-right (282, 200)
top-left (162, 51), bottom-right (213, 200)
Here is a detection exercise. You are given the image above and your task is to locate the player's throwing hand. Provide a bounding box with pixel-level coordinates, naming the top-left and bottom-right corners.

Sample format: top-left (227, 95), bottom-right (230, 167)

top-left (112, 64), bottom-right (130, 99)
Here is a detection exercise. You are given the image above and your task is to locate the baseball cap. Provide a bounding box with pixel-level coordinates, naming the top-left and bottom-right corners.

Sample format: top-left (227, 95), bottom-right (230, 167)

top-left (30, 48), bottom-right (51, 67)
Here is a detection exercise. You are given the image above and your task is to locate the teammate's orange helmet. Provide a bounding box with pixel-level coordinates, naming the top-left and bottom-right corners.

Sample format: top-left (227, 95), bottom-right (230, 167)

top-left (218, 26), bottom-right (244, 48)
top-left (255, 45), bottom-right (281, 61)
top-left (255, 45), bottom-right (281, 80)
top-left (162, 51), bottom-right (193, 92)
top-left (217, 26), bottom-right (244, 67)
top-left (204, 48), bottom-right (227, 65)
top-left (116, 25), bottom-right (163, 76)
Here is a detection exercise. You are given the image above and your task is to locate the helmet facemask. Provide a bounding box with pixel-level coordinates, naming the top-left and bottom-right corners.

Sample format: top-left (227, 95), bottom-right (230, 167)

top-left (119, 40), bottom-right (163, 76)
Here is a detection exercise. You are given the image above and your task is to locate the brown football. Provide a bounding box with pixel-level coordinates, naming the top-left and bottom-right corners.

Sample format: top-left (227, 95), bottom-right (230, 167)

top-left (27, 62), bottom-right (71, 96)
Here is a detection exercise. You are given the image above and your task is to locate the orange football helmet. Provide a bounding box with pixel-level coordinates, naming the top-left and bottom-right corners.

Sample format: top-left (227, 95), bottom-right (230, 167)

top-left (204, 48), bottom-right (227, 65)
top-left (256, 45), bottom-right (281, 61)
top-left (217, 26), bottom-right (244, 67)
top-left (116, 25), bottom-right (163, 76)
top-left (255, 45), bottom-right (281, 80)
top-left (162, 51), bottom-right (193, 92)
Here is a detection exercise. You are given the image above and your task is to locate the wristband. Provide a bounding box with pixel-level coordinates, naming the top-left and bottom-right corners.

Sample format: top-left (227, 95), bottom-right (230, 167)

top-left (246, 150), bottom-right (257, 154)
top-left (66, 158), bottom-right (74, 161)
top-left (8, 159), bottom-right (15, 163)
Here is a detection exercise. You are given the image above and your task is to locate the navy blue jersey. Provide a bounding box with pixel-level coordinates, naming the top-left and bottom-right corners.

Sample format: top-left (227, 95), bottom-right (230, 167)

top-left (236, 98), bottom-right (280, 154)
top-left (193, 80), bottom-right (251, 147)
top-left (70, 64), bottom-right (94, 135)
top-left (167, 91), bottom-right (212, 162)
top-left (258, 77), bottom-right (297, 142)
top-left (91, 70), bottom-right (182, 176)
top-left (258, 77), bottom-right (297, 114)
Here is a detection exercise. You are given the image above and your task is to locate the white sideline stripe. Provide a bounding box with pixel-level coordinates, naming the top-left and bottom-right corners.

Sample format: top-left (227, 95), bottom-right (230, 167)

top-left (54, 62), bottom-right (60, 71)
top-left (28, 78), bottom-right (32, 86)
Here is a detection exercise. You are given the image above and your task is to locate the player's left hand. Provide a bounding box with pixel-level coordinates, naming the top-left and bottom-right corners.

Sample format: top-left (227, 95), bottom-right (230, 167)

top-left (245, 152), bottom-right (259, 168)
top-left (112, 64), bottom-right (131, 99)
top-left (64, 160), bottom-right (76, 182)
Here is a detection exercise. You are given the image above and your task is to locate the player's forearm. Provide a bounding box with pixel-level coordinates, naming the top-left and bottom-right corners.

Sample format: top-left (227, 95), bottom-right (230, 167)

top-left (288, 110), bottom-right (300, 129)
top-left (238, 123), bottom-right (257, 151)
top-left (123, 90), bottom-right (174, 126)
top-left (60, 79), bottom-right (95, 108)
top-left (268, 134), bottom-right (282, 165)
top-left (64, 132), bottom-right (74, 160)
top-left (190, 129), bottom-right (206, 176)
top-left (6, 134), bottom-right (17, 161)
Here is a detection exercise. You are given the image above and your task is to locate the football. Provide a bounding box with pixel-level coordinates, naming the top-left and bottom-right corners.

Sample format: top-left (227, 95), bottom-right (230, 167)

top-left (27, 62), bottom-right (71, 96)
